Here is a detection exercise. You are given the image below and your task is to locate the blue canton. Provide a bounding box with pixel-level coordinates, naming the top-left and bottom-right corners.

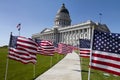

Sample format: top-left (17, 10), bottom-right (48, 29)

top-left (79, 39), bottom-right (90, 48)
top-left (35, 38), bottom-right (41, 46)
top-left (53, 42), bottom-right (58, 47)
top-left (93, 30), bottom-right (120, 54)
top-left (9, 35), bottom-right (18, 48)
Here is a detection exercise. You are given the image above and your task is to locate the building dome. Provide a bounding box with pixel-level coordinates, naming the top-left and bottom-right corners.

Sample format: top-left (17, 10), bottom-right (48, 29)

top-left (54, 3), bottom-right (71, 27)
top-left (57, 3), bottom-right (69, 14)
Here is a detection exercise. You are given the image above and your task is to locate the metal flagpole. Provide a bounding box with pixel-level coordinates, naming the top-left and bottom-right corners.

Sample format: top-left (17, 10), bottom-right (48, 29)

top-left (4, 58), bottom-right (9, 80)
top-left (5, 32), bottom-right (12, 80)
top-left (78, 38), bottom-right (82, 66)
top-left (88, 26), bottom-right (94, 80)
top-left (19, 30), bottom-right (20, 36)
top-left (77, 39), bottom-right (82, 80)
top-left (33, 64), bottom-right (36, 79)
top-left (50, 56), bottom-right (53, 67)
top-left (99, 13), bottom-right (102, 24)
top-left (57, 53), bottom-right (59, 61)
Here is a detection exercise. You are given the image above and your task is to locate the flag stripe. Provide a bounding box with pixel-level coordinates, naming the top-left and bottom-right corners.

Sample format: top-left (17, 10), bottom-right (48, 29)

top-left (9, 53), bottom-right (36, 60)
top-left (9, 48), bottom-right (36, 60)
top-left (17, 44), bottom-right (37, 53)
top-left (18, 37), bottom-right (37, 44)
top-left (91, 63), bottom-right (120, 75)
top-left (92, 50), bottom-right (120, 62)
top-left (40, 46), bottom-right (54, 49)
top-left (17, 38), bottom-right (37, 49)
top-left (80, 49), bottom-right (90, 53)
top-left (9, 56), bottom-right (36, 64)
top-left (38, 49), bottom-right (54, 53)
top-left (92, 57), bottom-right (120, 67)
top-left (18, 37), bottom-right (37, 47)
top-left (92, 60), bottom-right (120, 69)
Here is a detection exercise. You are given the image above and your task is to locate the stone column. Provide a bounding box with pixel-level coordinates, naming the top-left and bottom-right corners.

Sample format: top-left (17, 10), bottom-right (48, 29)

top-left (69, 31), bottom-right (72, 45)
top-left (72, 30), bottom-right (75, 46)
top-left (78, 30), bottom-right (81, 39)
top-left (67, 32), bottom-right (69, 44)
top-left (89, 28), bottom-right (91, 39)
top-left (62, 32), bottom-right (65, 43)
top-left (67, 31), bottom-right (70, 44)
top-left (60, 33), bottom-right (62, 43)
top-left (70, 31), bottom-right (73, 45)
top-left (64, 32), bottom-right (67, 44)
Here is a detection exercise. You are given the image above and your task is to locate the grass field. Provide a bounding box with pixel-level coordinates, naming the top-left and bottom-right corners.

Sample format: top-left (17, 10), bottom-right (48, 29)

top-left (81, 57), bottom-right (120, 80)
top-left (0, 46), bottom-right (65, 80)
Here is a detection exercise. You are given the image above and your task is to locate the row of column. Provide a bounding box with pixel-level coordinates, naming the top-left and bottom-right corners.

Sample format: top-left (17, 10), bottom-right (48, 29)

top-left (59, 28), bottom-right (91, 46)
top-left (39, 33), bottom-right (54, 41)
top-left (38, 28), bottom-right (91, 46)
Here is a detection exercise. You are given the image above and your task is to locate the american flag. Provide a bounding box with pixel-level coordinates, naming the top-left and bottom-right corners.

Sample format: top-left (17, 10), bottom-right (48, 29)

top-left (79, 39), bottom-right (90, 58)
top-left (8, 34), bottom-right (38, 64)
top-left (57, 43), bottom-right (69, 54)
top-left (35, 39), bottom-right (55, 56)
top-left (16, 23), bottom-right (21, 31)
top-left (67, 45), bottom-right (74, 53)
top-left (91, 30), bottom-right (120, 76)
top-left (35, 38), bottom-right (42, 52)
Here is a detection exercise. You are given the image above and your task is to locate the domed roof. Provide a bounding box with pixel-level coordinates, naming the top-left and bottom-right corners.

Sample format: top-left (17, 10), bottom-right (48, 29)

top-left (57, 3), bottom-right (69, 14)
top-left (54, 3), bottom-right (71, 27)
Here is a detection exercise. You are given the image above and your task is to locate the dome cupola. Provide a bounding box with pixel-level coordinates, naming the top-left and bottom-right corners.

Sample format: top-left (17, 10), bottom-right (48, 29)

top-left (54, 3), bottom-right (71, 27)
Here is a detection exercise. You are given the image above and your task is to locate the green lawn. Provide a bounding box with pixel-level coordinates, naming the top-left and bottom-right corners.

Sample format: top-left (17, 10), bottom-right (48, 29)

top-left (0, 46), bottom-right (65, 80)
top-left (81, 57), bottom-right (120, 80)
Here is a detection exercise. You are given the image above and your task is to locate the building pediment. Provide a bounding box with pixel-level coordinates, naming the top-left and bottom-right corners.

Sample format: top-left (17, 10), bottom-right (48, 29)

top-left (40, 28), bottom-right (52, 33)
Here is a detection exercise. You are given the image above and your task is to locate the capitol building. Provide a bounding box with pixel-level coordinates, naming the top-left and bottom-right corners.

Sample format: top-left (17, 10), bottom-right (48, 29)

top-left (32, 4), bottom-right (110, 46)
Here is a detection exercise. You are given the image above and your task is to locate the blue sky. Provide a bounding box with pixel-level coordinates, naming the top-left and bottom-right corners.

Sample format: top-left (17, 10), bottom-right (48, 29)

top-left (0, 0), bottom-right (120, 46)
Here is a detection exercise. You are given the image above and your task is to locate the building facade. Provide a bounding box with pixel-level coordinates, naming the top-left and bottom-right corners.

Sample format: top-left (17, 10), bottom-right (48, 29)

top-left (32, 4), bottom-right (110, 46)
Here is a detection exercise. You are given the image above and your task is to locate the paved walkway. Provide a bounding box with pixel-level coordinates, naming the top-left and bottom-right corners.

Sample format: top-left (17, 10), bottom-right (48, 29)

top-left (35, 51), bottom-right (81, 80)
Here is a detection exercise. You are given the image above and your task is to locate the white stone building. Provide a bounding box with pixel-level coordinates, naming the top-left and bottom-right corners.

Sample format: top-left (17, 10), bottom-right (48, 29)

top-left (32, 4), bottom-right (110, 46)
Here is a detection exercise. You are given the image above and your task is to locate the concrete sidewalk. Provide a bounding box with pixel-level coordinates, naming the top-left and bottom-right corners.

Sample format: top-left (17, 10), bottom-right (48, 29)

top-left (35, 51), bottom-right (81, 80)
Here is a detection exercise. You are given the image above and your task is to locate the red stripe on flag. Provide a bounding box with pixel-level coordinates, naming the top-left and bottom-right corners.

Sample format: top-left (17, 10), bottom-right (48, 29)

top-left (79, 48), bottom-right (90, 58)
top-left (91, 66), bottom-right (120, 76)
top-left (92, 53), bottom-right (120, 61)
top-left (92, 60), bottom-right (120, 69)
